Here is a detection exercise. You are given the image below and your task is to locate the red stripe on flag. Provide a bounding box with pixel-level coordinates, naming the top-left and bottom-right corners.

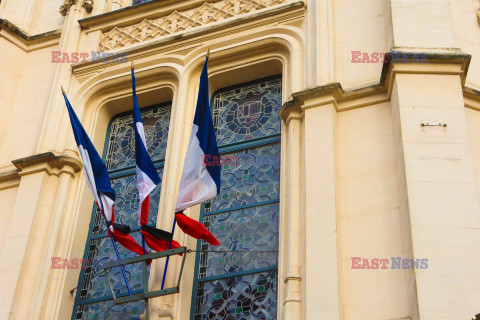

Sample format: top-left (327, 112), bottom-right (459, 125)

top-left (141, 230), bottom-right (182, 253)
top-left (110, 229), bottom-right (151, 265)
top-left (175, 212), bottom-right (220, 246)
top-left (140, 195), bottom-right (149, 226)
top-left (96, 202), bottom-right (151, 263)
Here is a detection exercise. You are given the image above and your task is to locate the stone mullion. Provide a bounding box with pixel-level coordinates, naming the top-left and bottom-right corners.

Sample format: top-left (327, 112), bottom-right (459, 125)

top-left (282, 110), bottom-right (303, 320)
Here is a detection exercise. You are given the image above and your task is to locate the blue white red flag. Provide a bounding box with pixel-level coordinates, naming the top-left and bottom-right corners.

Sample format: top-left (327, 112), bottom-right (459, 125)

top-left (130, 68), bottom-right (180, 252)
top-left (62, 89), bottom-right (146, 256)
top-left (174, 57), bottom-right (220, 246)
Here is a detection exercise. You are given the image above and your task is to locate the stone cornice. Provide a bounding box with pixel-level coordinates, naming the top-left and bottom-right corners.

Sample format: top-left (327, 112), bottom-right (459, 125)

top-left (0, 168), bottom-right (20, 191)
top-left (78, 0), bottom-right (298, 51)
top-left (280, 48), bottom-right (472, 121)
top-left (11, 151), bottom-right (83, 178)
top-left (463, 86), bottom-right (480, 111)
top-left (0, 19), bottom-right (61, 51)
top-left (71, 1), bottom-right (305, 72)
top-left (0, 19), bottom-right (61, 43)
top-left (79, 0), bottom-right (224, 30)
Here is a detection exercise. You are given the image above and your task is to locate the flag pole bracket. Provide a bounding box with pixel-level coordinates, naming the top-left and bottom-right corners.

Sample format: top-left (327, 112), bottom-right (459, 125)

top-left (103, 247), bottom-right (188, 307)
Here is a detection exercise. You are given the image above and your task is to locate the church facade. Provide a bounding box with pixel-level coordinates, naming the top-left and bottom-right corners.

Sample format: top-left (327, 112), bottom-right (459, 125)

top-left (0, 0), bottom-right (480, 319)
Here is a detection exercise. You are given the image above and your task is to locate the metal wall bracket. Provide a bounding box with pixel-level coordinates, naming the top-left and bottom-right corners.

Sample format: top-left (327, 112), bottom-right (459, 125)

top-left (103, 247), bottom-right (188, 319)
top-left (420, 121), bottom-right (447, 127)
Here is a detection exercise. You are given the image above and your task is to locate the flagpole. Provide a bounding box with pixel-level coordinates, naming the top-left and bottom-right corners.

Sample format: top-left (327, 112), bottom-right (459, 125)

top-left (132, 61), bottom-right (148, 260)
top-left (97, 201), bottom-right (133, 296)
top-left (160, 215), bottom-right (176, 290)
top-left (131, 61), bottom-right (149, 260)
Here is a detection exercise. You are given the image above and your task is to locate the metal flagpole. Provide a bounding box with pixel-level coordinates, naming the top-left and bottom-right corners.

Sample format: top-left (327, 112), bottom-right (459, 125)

top-left (97, 201), bottom-right (132, 296)
top-left (141, 234), bottom-right (150, 320)
top-left (160, 216), bottom-right (177, 290)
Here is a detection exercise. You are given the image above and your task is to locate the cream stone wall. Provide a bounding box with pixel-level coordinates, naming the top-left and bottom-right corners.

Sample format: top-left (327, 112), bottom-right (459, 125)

top-left (466, 108), bottom-right (480, 200)
top-left (337, 102), bottom-right (412, 319)
top-left (0, 45), bottom-right (58, 166)
top-left (334, 0), bottom-right (391, 88)
top-left (0, 0), bottom-right (480, 319)
top-left (451, 0), bottom-right (480, 90)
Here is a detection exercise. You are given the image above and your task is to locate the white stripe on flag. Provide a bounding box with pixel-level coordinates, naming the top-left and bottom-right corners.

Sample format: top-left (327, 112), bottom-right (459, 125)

top-left (175, 124), bottom-right (217, 212)
top-left (136, 122), bottom-right (147, 146)
top-left (78, 145), bottom-right (114, 225)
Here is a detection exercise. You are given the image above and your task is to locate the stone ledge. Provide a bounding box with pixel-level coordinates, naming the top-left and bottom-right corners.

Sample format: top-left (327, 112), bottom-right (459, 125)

top-left (280, 48), bottom-right (472, 120)
top-left (11, 151), bottom-right (82, 177)
top-left (0, 19), bottom-right (61, 43)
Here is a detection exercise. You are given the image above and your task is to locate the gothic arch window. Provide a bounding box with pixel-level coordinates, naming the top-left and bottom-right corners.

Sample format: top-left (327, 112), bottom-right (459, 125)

top-left (72, 103), bottom-right (171, 320)
top-left (191, 75), bottom-right (282, 319)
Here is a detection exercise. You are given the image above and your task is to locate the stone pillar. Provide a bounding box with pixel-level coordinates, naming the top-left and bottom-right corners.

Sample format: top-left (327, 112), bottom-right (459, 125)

top-left (0, 152), bottom-right (81, 320)
top-left (35, 152), bottom-right (81, 320)
top-left (301, 96), bottom-right (340, 319)
top-left (282, 109), bottom-right (303, 320)
top-left (305, 0), bottom-right (334, 86)
top-left (35, 1), bottom-right (87, 155)
top-left (390, 54), bottom-right (480, 319)
top-left (147, 73), bottom-right (186, 320)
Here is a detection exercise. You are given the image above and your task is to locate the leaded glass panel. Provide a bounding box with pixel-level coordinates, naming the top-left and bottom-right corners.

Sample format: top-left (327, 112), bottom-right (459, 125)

top-left (212, 77), bottom-right (282, 146)
top-left (192, 76), bottom-right (281, 320)
top-left (199, 203), bottom-right (279, 278)
top-left (105, 105), bottom-right (171, 170)
top-left (75, 300), bottom-right (145, 320)
top-left (74, 104), bottom-right (170, 320)
top-left (91, 172), bottom-right (163, 237)
top-left (79, 231), bottom-right (146, 302)
top-left (194, 270), bottom-right (278, 320)
top-left (204, 144), bottom-right (280, 213)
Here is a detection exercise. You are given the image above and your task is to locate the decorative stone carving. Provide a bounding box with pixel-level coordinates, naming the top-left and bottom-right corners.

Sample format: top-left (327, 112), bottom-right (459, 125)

top-left (82, 0), bottom-right (94, 13)
top-left (60, 0), bottom-right (77, 16)
top-left (98, 0), bottom-right (287, 50)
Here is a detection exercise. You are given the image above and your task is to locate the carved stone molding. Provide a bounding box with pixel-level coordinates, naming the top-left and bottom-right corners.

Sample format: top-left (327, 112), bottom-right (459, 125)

top-left (12, 151), bottom-right (82, 177)
top-left (98, 0), bottom-right (288, 50)
top-left (60, 0), bottom-right (78, 16)
top-left (82, 0), bottom-right (94, 13)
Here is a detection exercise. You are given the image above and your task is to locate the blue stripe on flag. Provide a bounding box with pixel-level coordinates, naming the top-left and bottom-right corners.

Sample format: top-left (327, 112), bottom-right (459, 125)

top-left (131, 70), bottom-right (161, 185)
top-left (193, 58), bottom-right (221, 194)
top-left (63, 94), bottom-right (115, 201)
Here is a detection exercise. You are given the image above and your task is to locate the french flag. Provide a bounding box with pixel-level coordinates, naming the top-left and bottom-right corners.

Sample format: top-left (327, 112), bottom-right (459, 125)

top-left (174, 56), bottom-right (220, 246)
top-left (131, 66), bottom-right (181, 252)
top-left (62, 89), bottom-right (146, 256)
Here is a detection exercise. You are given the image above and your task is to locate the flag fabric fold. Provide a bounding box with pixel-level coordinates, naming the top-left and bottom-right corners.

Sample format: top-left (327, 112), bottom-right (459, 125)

top-left (174, 57), bottom-right (220, 246)
top-left (175, 211), bottom-right (220, 246)
top-left (131, 68), bottom-right (175, 251)
top-left (62, 91), bottom-right (146, 257)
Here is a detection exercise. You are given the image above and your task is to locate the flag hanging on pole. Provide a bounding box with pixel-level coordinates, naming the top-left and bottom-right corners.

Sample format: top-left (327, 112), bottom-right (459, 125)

top-left (62, 88), bottom-right (147, 257)
top-left (130, 65), bottom-right (181, 252)
top-left (174, 55), bottom-right (220, 246)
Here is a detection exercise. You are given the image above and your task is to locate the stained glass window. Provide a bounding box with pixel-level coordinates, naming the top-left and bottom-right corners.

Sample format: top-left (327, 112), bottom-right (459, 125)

top-left (191, 76), bottom-right (282, 320)
top-left (72, 103), bottom-right (171, 320)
